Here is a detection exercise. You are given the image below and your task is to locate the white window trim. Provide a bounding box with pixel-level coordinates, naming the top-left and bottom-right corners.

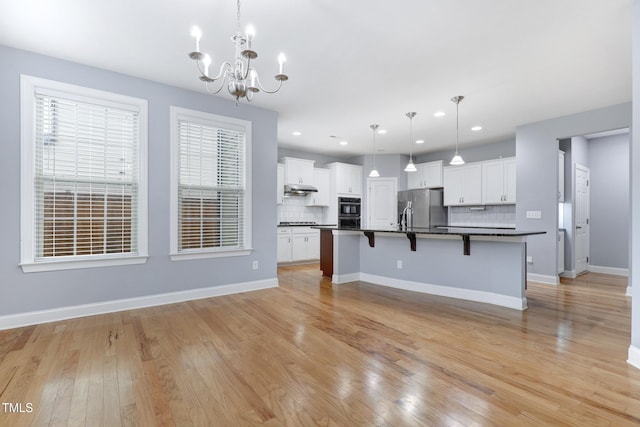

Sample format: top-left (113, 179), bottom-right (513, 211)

top-left (20, 75), bottom-right (149, 272)
top-left (169, 106), bottom-right (252, 261)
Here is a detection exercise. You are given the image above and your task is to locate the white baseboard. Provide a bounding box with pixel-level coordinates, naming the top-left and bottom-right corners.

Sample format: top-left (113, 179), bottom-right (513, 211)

top-left (332, 273), bottom-right (360, 284)
top-left (560, 270), bottom-right (577, 279)
top-left (0, 278), bottom-right (278, 331)
top-left (627, 287), bottom-right (632, 297)
top-left (588, 265), bottom-right (629, 277)
top-left (628, 345), bottom-right (640, 370)
top-left (527, 273), bottom-right (559, 285)
top-left (360, 273), bottom-right (527, 311)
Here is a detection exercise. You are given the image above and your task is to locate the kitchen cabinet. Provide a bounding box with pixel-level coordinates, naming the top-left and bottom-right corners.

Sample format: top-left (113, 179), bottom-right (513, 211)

top-left (328, 163), bottom-right (362, 196)
top-left (278, 227), bottom-right (320, 263)
top-left (282, 157), bottom-right (315, 185)
top-left (277, 163), bottom-right (285, 204)
top-left (481, 157), bottom-right (516, 204)
top-left (558, 229), bottom-right (565, 274)
top-left (277, 227), bottom-right (292, 263)
top-left (292, 229), bottom-right (320, 261)
top-left (558, 150), bottom-right (565, 202)
top-left (443, 163), bottom-right (482, 206)
top-left (407, 160), bottom-right (443, 189)
top-left (306, 168), bottom-right (330, 206)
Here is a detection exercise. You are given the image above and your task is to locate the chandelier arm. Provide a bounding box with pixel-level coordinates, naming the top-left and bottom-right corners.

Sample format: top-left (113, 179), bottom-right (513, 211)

top-left (196, 60), bottom-right (232, 82)
top-left (204, 80), bottom-right (227, 95)
top-left (241, 58), bottom-right (252, 81)
top-left (255, 76), bottom-right (283, 94)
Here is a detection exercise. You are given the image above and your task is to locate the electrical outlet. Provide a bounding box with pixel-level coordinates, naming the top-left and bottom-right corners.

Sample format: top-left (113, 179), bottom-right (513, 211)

top-left (252, 260), bottom-right (259, 270)
top-left (526, 211), bottom-right (542, 219)
top-left (527, 256), bottom-right (533, 264)
top-left (396, 260), bottom-right (403, 269)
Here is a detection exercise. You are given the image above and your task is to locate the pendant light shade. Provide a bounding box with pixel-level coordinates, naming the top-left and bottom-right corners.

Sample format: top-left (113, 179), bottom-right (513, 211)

top-left (450, 96), bottom-right (465, 166)
top-left (369, 124), bottom-right (380, 177)
top-left (405, 112), bottom-right (417, 172)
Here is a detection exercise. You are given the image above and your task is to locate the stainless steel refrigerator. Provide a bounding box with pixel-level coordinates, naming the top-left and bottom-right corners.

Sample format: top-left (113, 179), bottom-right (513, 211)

top-left (397, 188), bottom-right (448, 228)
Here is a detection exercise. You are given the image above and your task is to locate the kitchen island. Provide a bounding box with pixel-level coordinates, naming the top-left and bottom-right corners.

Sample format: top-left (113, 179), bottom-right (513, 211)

top-left (316, 226), bottom-right (545, 310)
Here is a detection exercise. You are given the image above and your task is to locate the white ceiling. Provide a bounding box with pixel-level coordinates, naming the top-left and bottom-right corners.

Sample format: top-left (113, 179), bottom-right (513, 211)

top-left (0, 0), bottom-right (632, 158)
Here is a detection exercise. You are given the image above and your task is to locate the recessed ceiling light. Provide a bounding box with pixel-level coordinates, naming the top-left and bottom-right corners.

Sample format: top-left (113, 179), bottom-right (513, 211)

top-left (434, 111), bottom-right (445, 118)
top-left (416, 139), bottom-right (425, 144)
top-left (377, 129), bottom-right (387, 134)
top-left (471, 126), bottom-right (482, 131)
top-left (292, 131), bottom-right (301, 136)
top-left (339, 140), bottom-right (348, 146)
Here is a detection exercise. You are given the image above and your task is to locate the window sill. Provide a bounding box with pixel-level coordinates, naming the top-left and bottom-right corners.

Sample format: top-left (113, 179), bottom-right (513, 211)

top-left (20, 255), bottom-right (148, 273)
top-left (170, 249), bottom-right (252, 261)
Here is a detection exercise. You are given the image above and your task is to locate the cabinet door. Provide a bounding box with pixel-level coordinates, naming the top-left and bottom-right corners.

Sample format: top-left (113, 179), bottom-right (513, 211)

top-left (284, 157), bottom-right (315, 185)
top-left (407, 165), bottom-right (423, 189)
top-left (307, 233), bottom-right (320, 260)
top-left (277, 164), bottom-right (284, 204)
top-left (423, 161), bottom-right (443, 188)
top-left (482, 160), bottom-right (505, 204)
top-left (504, 158), bottom-right (517, 203)
top-left (443, 167), bottom-right (462, 206)
top-left (461, 164), bottom-right (482, 205)
top-left (349, 165), bottom-right (363, 196)
top-left (558, 151), bottom-right (565, 202)
top-left (277, 233), bottom-right (292, 263)
top-left (291, 234), bottom-right (307, 261)
top-left (307, 168), bottom-right (330, 206)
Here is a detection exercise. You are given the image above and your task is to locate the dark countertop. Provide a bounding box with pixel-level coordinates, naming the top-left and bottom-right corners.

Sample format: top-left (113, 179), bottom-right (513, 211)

top-left (278, 223), bottom-right (337, 227)
top-left (313, 225), bottom-right (545, 237)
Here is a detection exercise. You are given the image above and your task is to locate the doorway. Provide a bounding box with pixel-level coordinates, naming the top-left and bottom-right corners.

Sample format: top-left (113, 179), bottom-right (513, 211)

top-left (574, 164), bottom-right (590, 276)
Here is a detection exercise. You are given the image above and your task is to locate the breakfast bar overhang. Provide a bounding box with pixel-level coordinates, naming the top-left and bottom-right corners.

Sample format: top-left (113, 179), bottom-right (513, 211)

top-left (316, 227), bottom-right (546, 311)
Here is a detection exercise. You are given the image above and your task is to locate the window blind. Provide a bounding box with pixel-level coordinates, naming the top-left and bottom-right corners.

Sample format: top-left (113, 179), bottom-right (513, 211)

top-left (177, 118), bottom-right (245, 251)
top-left (33, 93), bottom-right (139, 259)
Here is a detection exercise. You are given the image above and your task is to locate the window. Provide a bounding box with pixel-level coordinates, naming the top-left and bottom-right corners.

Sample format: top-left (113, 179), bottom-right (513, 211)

top-left (170, 107), bottom-right (252, 260)
top-left (20, 75), bottom-right (148, 272)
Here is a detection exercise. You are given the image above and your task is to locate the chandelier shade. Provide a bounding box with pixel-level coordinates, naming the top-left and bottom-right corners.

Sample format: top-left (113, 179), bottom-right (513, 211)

top-left (188, 0), bottom-right (288, 104)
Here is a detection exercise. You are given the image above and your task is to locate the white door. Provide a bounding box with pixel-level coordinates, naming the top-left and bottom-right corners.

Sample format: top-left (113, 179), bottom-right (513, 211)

top-left (367, 177), bottom-right (397, 229)
top-left (574, 164), bottom-right (590, 275)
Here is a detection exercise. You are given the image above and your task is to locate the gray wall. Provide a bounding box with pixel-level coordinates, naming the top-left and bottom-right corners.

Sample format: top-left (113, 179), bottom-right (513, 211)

top-left (0, 45), bottom-right (278, 317)
top-left (277, 147), bottom-right (351, 167)
top-left (416, 139), bottom-right (515, 164)
top-left (589, 133), bottom-right (630, 269)
top-left (515, 103), bottom-right (631, 282)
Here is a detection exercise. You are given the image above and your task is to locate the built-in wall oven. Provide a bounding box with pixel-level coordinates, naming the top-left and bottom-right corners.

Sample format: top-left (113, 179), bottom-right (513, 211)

top-left (338, 197), bottom-right (361, 228)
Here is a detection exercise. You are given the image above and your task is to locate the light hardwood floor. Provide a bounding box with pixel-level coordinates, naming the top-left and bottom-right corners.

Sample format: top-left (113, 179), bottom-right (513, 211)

top-left (1, 265), bottom-right (639, 426)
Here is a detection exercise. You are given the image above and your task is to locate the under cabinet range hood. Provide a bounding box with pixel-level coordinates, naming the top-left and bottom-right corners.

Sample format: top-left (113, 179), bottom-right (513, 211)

top-left (284, 184), bottom-right (318, 195)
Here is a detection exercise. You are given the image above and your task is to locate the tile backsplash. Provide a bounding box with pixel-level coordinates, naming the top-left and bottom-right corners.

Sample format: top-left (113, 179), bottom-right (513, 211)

top-left (277, 196), bottom-right (325, 223)
top-left (449, 204), bottom-right (515, 228)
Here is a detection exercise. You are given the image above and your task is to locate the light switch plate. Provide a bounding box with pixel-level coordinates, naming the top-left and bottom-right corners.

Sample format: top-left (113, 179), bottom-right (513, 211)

top-left (526, 211), bottom-right (542, 219)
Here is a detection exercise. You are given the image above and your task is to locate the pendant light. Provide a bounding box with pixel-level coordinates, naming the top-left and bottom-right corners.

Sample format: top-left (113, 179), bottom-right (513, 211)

top-left (450, 96), bottom-right (465, 165)
top-left (404, 112), bottom-right (417, 172)
top-left (369, 124), bottom-right (380, 177)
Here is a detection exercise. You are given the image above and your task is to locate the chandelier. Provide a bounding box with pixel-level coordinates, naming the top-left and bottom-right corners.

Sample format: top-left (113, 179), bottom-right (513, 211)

top-left (188, 0), bottom-right (288, 104)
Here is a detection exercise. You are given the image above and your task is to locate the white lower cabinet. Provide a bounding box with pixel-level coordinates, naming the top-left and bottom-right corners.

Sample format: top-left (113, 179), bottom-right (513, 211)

top-left (277, 227), bottom-right (320, 263)
top-left (277, 228), bottom-right (292, 263)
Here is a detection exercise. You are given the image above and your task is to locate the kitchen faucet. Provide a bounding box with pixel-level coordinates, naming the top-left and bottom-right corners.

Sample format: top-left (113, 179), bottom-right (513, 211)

top-left (400, 201), bottom-right (413, 230)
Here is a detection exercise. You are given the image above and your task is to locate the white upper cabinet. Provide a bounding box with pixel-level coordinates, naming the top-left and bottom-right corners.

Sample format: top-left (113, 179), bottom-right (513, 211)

top-left (306, 168), bottom-right (330, 206)
top-left (443, 163), bottom-right (482, 206)
top-left (282, 157), bottom-right (315, 185)
top-left (558, 150), bottom-right (565, 202)
top-left (329, 163), bottom-right (362, 196)
top-left (481, 157), bottom-right (516, 204)
top-left (277, 163), bottom-right (285, 205)
top-left (407, 161), bottom-right (443, 189)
